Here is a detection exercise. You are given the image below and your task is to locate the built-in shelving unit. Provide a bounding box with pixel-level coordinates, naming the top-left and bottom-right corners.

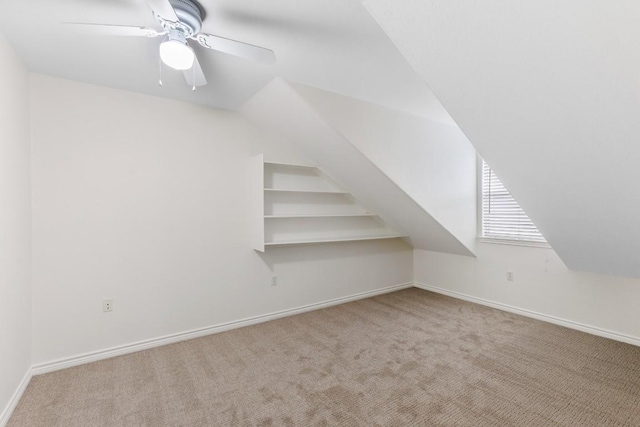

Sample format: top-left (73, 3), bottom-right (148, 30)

top-left (251, 154), bottom-right (403, 251)
top-left (264, 235), bottom-right (404, 248)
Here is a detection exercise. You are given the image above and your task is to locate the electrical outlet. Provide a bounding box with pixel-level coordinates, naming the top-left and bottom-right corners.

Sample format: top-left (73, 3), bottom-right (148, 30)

top-left (271, 276), bottom-right (278, 286)
top-left (103, 299), bottom-right (114, 312)
top-left (506, 271), bottom-right (514, 282)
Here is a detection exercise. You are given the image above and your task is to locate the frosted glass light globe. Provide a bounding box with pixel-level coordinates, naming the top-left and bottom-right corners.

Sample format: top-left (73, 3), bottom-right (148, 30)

top-left (159, 40), bottom-right (195, 70)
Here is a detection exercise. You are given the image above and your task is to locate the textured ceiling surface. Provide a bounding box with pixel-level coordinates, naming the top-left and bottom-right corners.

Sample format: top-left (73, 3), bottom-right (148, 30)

top-left (0, 0), bottom-right (451, 122)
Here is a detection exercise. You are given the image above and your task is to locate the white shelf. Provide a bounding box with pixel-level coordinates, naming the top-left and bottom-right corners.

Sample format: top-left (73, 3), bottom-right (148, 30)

top-left (265, 213), bottom-right (374, 219)
top-left (264, 188), bottom-right (349, 194)
top-left (264, 161), bottom-right (317, 169)
top-left (264, 190), bottom-right (367, 216)
top-left (264, 235), bottom-right (405, 247)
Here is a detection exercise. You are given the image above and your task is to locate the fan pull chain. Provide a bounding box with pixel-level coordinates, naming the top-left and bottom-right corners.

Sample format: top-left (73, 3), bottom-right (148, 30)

top-left (158, 57), bottom-right (163, 87)
top-left (192, 65), bottom-right (196, 92)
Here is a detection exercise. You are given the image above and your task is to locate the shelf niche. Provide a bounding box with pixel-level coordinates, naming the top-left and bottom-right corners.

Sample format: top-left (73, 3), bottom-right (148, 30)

top-left (251, 154), bottom-right (403, 251)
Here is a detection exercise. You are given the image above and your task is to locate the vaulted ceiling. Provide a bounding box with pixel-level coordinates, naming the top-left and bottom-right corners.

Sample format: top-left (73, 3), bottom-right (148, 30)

top-left (365, 0), bottom-right (640, 279)
top-left (0, 0), bottom-right (451, 122)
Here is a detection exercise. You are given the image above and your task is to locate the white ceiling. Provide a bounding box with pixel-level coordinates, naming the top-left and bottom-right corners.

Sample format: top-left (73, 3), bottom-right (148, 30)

top-left (366, 0), bottom-right (640, 279)
top-left (0, 0), bottom-right (452, 122)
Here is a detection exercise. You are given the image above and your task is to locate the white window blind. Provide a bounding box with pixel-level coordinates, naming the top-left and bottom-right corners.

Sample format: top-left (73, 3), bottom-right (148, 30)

top-left (482, 160), bottom-right (546, 243)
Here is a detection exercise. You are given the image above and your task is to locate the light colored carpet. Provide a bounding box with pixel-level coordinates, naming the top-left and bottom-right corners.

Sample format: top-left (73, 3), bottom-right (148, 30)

top-left (8, 288), bottom-right (640, 426)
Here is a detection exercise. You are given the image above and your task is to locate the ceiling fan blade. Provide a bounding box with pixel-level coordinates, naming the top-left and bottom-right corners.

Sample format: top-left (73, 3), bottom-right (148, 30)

top-left (195, 34), bottom-right (276, 65)
top-left (145, 0), bottom-right (179, 22)
top-left (183, 54), bottom-right (207, 88)
top-left (63, 23), bottom-right (163, 37)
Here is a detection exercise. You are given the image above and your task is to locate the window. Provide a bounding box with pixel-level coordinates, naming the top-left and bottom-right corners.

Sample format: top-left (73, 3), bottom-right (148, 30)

top-left (481, 159), bottom-right (547, 244)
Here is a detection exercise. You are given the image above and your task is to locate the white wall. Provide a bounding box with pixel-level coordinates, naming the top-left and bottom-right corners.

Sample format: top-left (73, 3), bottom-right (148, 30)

top-left (414, 245), bottom-right (640, 343)
top-left (290, 83), bottom-right (477, 252)
top-left (0, 33), bottom-right (31, 421)
top-left (29, 74), bottom-right (413, 366)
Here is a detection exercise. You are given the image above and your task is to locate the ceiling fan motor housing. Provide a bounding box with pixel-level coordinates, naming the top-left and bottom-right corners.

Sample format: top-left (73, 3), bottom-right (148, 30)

top-left (161, 0), bottom-right (204, 37)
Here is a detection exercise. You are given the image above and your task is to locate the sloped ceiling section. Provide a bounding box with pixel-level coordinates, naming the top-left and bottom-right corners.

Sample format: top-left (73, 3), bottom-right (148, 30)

top-left (241, 78), bottom-right (474, 256)
top-left (289, 83), bottom-right (477, 252)
top-left (365, 0), bottom-right (640, 279)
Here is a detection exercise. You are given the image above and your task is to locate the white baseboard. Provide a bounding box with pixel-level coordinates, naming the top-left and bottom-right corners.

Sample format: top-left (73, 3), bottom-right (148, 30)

top-left (0, 368), bottom-right (32, 427)
top-left (32, 282), bottom-right (414, 376)
top-left (413, 282), bottom-right (640, 347)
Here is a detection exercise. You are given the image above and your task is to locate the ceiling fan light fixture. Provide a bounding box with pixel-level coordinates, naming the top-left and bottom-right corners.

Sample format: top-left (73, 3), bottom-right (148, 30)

top-left (159, 39), bottom-right (195, 70)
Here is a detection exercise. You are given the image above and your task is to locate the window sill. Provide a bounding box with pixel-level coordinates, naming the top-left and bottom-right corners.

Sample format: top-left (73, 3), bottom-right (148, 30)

top-left (478, 237), bottom-right (551, 249)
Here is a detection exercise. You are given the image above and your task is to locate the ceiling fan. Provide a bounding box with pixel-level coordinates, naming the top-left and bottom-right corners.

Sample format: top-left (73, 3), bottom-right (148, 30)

top-left (64, 0), bottom-right (276, 89)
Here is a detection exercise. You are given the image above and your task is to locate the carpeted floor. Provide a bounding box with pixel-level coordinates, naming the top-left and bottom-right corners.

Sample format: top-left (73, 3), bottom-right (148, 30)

top-left (8, 288), bottom-right (640, 426)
